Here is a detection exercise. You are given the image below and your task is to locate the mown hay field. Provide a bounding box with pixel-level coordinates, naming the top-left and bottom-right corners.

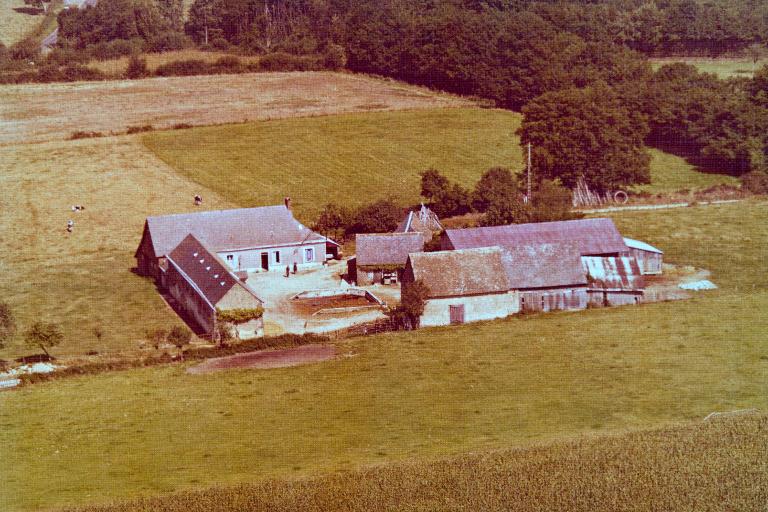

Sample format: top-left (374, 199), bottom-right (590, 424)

top-left (67, 413), bottom-right (768, 512)
top-left (649, 56), bottom-right (768, 78)
top-left (0, 71), bottom-right (473, 145)
top-left (2, 200), bottom-right (766, 511)
top-left (86, 50), bottom-right (262, 76)
top-left (143, 108), bottom-right (738, 219)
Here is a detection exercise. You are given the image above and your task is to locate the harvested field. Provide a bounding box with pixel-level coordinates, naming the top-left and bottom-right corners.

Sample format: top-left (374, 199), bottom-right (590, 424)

top-left (0, 72), bottom-right (473, 145)
top-left (187, 344), bottom-right (336, 374)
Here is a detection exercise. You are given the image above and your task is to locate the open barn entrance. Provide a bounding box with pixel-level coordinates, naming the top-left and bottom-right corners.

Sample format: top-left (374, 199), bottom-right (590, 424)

top-left (261, 252), bottom-right (269, 271)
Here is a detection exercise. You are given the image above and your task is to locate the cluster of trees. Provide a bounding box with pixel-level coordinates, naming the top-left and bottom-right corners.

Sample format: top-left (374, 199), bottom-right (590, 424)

top-left (313, 199), bottom-right (405, 241)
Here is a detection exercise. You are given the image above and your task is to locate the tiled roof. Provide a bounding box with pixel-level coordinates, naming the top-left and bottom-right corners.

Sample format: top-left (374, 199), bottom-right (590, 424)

top-left (356, 232), bottom-right (425, 267)
top-left (407, 247), bottom-right (510, 297)
top-left (623, 237), bottom-right (663, 254)
top-left (445, 218), bottom-right (628, 256)
top-left (501, 243), bottom-right (587, 289)
top-left (582, 256), bottom-right (644, 291)
top-left (167, 234), bottom-right (263, 306)
top-left (145, 205), bottom-right (332, 258)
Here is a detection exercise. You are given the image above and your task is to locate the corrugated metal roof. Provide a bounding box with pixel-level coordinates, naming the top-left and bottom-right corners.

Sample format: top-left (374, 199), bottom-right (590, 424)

top-left (623, 237), bottom-right (663, 254)
top-left (445, 218), bottom-right (628, 256)
top-left (582, 256), bottom-right (644, 291)
top-left (167, 234), bottom-right (263, 306)
top-left (501, 243), bottom-right (587, 289)
top-left (145, 205), bottom-right (332, 258)
top-left (356, 232), bottom-right (425, 267)
top-left (407, 247), bottom-right (510, 297)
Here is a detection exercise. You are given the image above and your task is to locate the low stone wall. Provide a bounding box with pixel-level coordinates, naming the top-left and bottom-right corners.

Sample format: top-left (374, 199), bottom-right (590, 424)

top-left (291, 288), bottom-right (386, 306)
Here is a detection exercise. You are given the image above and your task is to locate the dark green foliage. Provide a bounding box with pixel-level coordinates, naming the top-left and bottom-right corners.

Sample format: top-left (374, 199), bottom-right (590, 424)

top-left (323, 43), bottom-right (347, 70)
top-left (472, 167), bottom-right (519, 213)
top-left (126, 124), bottom-right (153, 134)
top-left (741, 172), bottom-right (768, 194)
top-left (70, 131), bottom-right (104, 140)
top-left (24, 321), bottom-right (63, 357)
top-left (419, 169), bottom-right (471, 218)
top-left (46, 48), bottom-right (90, 66)
top-left (125, 55), bottom-right (149, 79)
top-left (349, 199), bottom-right (403, 234)
top-left (519, 83), bottom-right (651, 191)
top-left (147, 32), bottom-right (190, 53)
top-left (314, 203), bottom-right (353, 241)
top-left (215, 307), bottom-right (264, 324)
top-left (388, 279), bottom-right (429, 330)
top-left (10, 39), bottom-right (39, 61)
top-left (528, 179), bottom-right (581, 223)
top-left (155, 59), bottom-right (209, 76)
top-left (88, 39), bottom-right (144, 60)
top-left (0, 302), bottom-right (16, 349)
top-left (167, 325), bottom-right (192, 349)
top-left (258, 52), bottom-right (320, 72)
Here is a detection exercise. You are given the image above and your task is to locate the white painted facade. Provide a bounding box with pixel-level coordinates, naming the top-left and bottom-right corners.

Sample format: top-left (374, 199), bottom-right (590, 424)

top-left (420, 291), bottom-right (520, 328)
top-left (218, 241), bottom-right (326, 273)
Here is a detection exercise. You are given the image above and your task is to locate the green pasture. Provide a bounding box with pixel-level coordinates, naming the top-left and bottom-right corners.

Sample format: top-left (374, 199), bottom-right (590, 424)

top-left (2, 200), bottom-right (766, 512)
top-left (635, 148), bottom-right (739, 194)
top-left (649, 57), bottom-right (768, 79)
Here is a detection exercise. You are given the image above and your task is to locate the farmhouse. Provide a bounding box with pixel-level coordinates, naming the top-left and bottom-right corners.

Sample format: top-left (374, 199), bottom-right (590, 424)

top-left (502, 243), bottom-right (589, 313)
top-left (582, 256), bottom-right (645, 307)
top-left (135, 200), bottom-right (339, 281)
top-left (349, 232), bottom-right (425, 285)
top-left (164, 234), bottom-right (264, 339)
top-left (623, 237), bottom-right (663, 275)
top-left (441, 218), bottom-right (629, 257)
top-left (402, 247), bottom-right (519, 327)
top-left (396, 204), bottom-right (443, 241)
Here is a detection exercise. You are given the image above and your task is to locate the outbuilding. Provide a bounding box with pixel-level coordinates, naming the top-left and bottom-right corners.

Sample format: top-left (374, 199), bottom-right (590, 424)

top-left (623, 237), bottom-right (663, 275)
top-left (396, 204), bottom-right (443, 241)
top-left (402, 247), bottom-right (519, 327)
top-left (350, 232), bottom-right (425, 285)
top-left (582, 256), bottom-right (645, 307)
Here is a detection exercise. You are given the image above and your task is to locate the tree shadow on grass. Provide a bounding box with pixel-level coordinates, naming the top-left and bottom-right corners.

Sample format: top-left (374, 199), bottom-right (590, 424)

top-left (12, 7), bottom-right (44, 15)
top-left (648, 139), bottom-right (743, 177)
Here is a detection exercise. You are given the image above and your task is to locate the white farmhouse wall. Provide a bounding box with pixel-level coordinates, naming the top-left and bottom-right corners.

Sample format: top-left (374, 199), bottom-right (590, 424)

top-left (420, 291), bottom-right (519, 327)
top-left (218, 241), bottom-right (326, 272)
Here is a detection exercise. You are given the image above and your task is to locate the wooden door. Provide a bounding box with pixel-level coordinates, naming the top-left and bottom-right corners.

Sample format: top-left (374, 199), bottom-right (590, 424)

top-left (449, 304), bottom-right (465, 324)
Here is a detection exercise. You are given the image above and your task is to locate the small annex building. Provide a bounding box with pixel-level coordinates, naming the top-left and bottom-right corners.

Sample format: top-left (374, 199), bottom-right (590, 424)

top-left (396, 204), bottom-right (443, 241)
top-left (135, 201), bottom-right (339, 281)
top-left (349, 232), bottom-right (425, 285)
top-left (623, 237), bottom-right (663, 275)
top-left (582, 256), bottom-right (645, 307)
top-left (441, 218), bottom-right (629, 257)
top-left (502, 243), bottom-right (589, 312)
top-left (402, 247), bottom-right (519, 327)
top-left (164, 234), bottom-right (265, 339)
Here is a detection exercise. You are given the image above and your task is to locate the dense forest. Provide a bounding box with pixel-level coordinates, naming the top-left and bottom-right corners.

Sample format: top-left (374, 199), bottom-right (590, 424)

top-left (4, 0), bottom-right (768, 193)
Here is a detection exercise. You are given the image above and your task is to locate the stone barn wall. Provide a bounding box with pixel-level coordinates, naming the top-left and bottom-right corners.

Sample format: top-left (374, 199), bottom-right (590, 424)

top-left (519, 287), bottom-right (588, 313)
top-left (420, 291), bottom-right (519, 327)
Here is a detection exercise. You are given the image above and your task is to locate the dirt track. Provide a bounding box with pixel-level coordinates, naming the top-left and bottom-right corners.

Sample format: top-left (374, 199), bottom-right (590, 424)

top-left (187, 344), bottom-right (336, 374)
top-left (0, 71), bottom-right (473, 145)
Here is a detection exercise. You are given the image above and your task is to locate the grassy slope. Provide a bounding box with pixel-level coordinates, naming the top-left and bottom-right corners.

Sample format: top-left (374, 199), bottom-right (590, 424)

top-left (649, 57), bottom-right (768, 79)
top-left (143, 108), bottom-right (738, 219)
top-left (72, 413), bottom-right (768, 512)
top-left (2, 200), bottom-right (766, 511)
top-left (0, 0), bottom-right (47, 46)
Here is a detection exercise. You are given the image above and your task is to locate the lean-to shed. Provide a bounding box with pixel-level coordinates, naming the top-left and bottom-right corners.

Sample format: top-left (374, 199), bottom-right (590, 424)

top-left (582, 256), bottom-right (644, 307)
top-left (351, 232), bottom-right (425, 285)
top-left (623, 237), bottom-right (663, 275)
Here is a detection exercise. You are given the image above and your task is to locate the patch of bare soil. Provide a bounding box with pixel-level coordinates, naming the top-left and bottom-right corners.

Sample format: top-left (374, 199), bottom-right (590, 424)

top-left (187, 344), bottom-right (336, 374)
top-left (0, 71), bottom-right (474, 145)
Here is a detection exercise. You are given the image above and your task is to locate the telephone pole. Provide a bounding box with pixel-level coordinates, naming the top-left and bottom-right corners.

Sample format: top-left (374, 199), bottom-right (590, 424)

top-left (526, 142), bottom-right (532, 204)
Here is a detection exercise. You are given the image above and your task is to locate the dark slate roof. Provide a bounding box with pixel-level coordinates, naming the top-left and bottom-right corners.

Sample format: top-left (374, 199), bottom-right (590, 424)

top-left (145, 205), bottom-right (334, 258)
top-left (445, 218), bottom-right (628, 256)
top-left (167, 234), bottom-right (263, 306)
top-left (582, 256), bottom-right (644, 291)
top-left (407, 247), bottom-right (510, 298)
top-left (356, 232), bottom-right (425, 267)
top-left (501, 243), bottom-right (587, 289)
top-left (624, 237), bottom-right (663, 254)
top-left (396, 205), bottom-right (443, 234)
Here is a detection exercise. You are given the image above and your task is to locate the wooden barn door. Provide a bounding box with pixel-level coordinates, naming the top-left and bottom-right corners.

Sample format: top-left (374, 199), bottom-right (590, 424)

top-left (449, 304), bottom-right (465, 324)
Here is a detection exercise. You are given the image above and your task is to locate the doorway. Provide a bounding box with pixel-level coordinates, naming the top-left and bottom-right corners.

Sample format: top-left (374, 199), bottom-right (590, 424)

top-left (261, 252), bottom-right (269, 271)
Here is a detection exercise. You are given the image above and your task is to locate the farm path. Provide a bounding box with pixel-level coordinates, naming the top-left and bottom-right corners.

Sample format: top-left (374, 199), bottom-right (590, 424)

top-left (581, 199), bottom-right (743, 214)
top-left (0, 71), bottom-right (474, 145)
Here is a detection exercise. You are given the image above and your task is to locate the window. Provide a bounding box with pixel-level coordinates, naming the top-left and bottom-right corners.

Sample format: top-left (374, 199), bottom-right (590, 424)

top-left (305, 247), bottom-right (314, 262)
top-left (274, 251), bottom-right (280, 263)
top-left (226, 255), bottom-right (234, 261)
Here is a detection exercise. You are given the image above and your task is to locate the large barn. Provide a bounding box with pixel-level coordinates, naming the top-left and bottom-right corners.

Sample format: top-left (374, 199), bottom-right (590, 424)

top-left (164, 234), bottom-right (265, 339)
top-left (135, 201), bottom-right (339, 281)
top-left (502, 243), bottom-right (589, 312)
top-left (349, 232), bottom-right (425, 285)
top-left (402, 247), bottom-right (519, 327)
top-left (441, 218), bottom-right (629, 257)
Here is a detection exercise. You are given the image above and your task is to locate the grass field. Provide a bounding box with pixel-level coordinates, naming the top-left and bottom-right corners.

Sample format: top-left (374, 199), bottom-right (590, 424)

top-left (2, 199), bottom-right (766, 511)
top-left (71, 413), bottom-right (768, 512)
top-left (0, 0), bottom-right (52, 46)
top-left (86, 50), bottom-right (262, 76)
top-left (635, 148), bottom-right (739, 194)
top-left (649, 57), bottom-right (768, 78)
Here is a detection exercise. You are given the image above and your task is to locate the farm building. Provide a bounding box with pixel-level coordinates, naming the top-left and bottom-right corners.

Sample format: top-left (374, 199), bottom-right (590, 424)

top-left (164, 234), bottom-right (265, 339)
top-left (502, 243), bottom-right (589, 313)
top-left (396, 204), bottom-right (443, 241)
top-left (623, 238), bottom-right (663, 275)
top-left (135, 200), bottom-right (339, 281)
top-left (441, 218), bottom-right (628, 257)
top-left (349, 232), bottom-right (425, 285)
top-left (402, 247), bottom-right (519, 327)
top-left (582, 256), bottom-right (645, 307)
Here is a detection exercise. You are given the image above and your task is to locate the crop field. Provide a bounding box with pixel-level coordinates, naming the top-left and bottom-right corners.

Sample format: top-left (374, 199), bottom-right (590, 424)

top-left (71, 413), bottom-right (768, 512)
top-left (86, 50), bottom-right (262, 76)
top-left (143, 108), bottom-right (738, 219)
top-left (649, 56), bottom-right (768, 78)
top-left (0, 71), bottom-right (473, 145)
top-left (2, 199), bottom-right (766, 511)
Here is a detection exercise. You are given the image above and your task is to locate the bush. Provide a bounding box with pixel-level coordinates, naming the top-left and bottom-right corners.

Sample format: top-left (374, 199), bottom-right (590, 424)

top-left (213, 55), bottom-right (242, 72)
top-left (125, 55), bottom-right (149, 79)
top-left (323, 43), bottom-right (347, 70)
top-left (211, 37), bottom-right (230, 50)
top-left (69, 131), bottom-right (103, 140)
top-left (155, 58), bottom-right (209, 76)
top-left (36, 64), bottom-right (105, 83)
top-left (259, 52), bottom-right (320, 72)
top-left (216, 307), bottom-right (264, 324)
top-left (24, 321), bottom-right (63, 357)
top-left (46, 48), bottom-right (90, 66)
top-left (126, 124), bottom-right (153, 134)
top-left (10, 39), bottom-right (39, 61)
top-left (0, 301), bottom-right (16, 349)
top-left (145, 327), bottom-right (167, 348)
top-left (172, 123), bottom-right (192, 130)
top-left (89, 39), bottom-right (138, 60)
top-left (167, 325), bottom-right (192, 349)
top-left (741, 171), bottom-right (768, 194)
top-left (147, 32), bottom-right (190, 53)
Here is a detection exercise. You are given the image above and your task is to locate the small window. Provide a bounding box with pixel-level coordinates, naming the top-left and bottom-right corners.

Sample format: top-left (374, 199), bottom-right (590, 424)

top-left (226, 255), bottom-right (234, 261)
top-left (305, 247), bottom-right (314, 262)
top-left (274, 251), bottom-right (280, 263)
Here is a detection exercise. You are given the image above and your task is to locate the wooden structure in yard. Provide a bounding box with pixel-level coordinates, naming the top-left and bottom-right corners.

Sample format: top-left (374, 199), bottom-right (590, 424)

top-left (164, 234), bottom-right (265, 339)
top-left (396, 204), bottom-right (443, 241)
top-left (623, 238), bottom-right (663, 275)
top-left (582, 256), bottom-right (645, 307)
top-left (402, 247), bottom-right (519, 327)
top-left (350, 232), bottom-right (425, 285)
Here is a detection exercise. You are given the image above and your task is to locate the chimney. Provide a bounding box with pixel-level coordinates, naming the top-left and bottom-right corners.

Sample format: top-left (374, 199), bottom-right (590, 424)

top-left (284, 197), bottom-right (292, 210)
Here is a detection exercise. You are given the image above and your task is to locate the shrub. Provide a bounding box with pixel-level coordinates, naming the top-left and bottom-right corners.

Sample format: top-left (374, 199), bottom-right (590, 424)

top-left (125, 55), bottom-right (149, 79)
top-left (323, 43), bottom-right (347, 70)
top-left (167, 325), bottom-right (192, 349)
top-left (741, 171), bottom-right (768, 194)
top-left (145, 327), bottom-right (167, 348)
top-left (211, 37), bottom-right (230, 50)
top-left (46, 48), bottom-right (90, 66)
top-left (24, 321), bottom-right (63, 357)
top-left (216, 307), bottom-right (264, 324)
top-left (213, 55), bottom-right (242, 72)
top-left (126, 124), bottom-right (153, 134)
top-left (69, 131), bottom-right (103, 140)
top-left (10, 39), bottom-right (39, 61)
top-left (259, 52), bottom-right (320, 72)
top-left (155, 59), bottom-right (209, 76)
top-left (0, 301), bottom-right (16, 349)
top-left (172, 123), bottom-right (192, 130)
top-left (89, 39), bottom-right (137, 60)
top-left (148, 32), bottom-right (190, 53)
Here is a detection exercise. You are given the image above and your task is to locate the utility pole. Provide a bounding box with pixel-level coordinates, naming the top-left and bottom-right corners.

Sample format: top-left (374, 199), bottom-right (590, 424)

top-left (526, 142), bottom-right (532, 204)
